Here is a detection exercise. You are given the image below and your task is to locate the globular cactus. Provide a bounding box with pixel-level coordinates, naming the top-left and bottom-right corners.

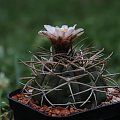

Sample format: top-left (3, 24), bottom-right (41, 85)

top-left (20, 25), bottom-right (118, 109)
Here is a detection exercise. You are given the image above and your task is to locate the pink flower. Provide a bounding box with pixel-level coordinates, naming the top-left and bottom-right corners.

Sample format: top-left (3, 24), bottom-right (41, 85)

top-left (38, 25), bottom-right (84, 53)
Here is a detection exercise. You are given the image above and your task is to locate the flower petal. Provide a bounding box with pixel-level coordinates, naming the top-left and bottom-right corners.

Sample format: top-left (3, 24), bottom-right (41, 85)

top-left (38, 31), bottom-right (54, 39)
top-left (44, 25), bottom-right (55, 34)
top-left (64, 29), bottom-right (74, 38)
top-left (68, 24), bottom-right (77, 30)
top-left (77, 31), bottom-right (84, 36)
top-left (61, 25), bottom-right (68, 29)
top-left (64, 24), bottom-right (77, 38)
top-left (55, 28), bottom-right (64, 38)
top-left (61, 25), bottom-right (68, 32)
top-left (72, 28), bottom-right (84, 36)
top-left (38, 30), bottom-right (48, 36)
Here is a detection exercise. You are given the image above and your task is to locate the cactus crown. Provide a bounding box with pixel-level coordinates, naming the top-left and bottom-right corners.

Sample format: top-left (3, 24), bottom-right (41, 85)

top-left (20, 25), bottom-right (118, 109)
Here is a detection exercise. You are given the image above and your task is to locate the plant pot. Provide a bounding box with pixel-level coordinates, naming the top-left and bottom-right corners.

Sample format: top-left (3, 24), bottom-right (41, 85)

top-left (8, 89), bottom-right (120, 120)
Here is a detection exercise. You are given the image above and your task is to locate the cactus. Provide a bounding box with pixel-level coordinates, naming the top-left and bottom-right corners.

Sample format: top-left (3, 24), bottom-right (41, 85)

top-left (20, 25), bottom-right (118, 109)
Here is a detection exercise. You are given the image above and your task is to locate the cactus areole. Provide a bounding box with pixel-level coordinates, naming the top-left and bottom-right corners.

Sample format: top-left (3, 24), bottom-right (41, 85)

top-left (20, 24), bottom-right (117, 110)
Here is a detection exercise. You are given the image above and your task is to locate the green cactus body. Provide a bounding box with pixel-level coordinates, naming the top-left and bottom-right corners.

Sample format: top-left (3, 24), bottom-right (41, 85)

top-left (21, 25), bottom-right (117, 109)
top-left (32, 51), bottom-right (107, 109)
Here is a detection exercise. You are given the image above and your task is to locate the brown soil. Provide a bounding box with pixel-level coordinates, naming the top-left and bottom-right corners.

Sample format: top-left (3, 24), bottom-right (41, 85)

top-left (11, 88), bottom-right (120, 117)
top-left (12, 93), bottom-right (85, 117)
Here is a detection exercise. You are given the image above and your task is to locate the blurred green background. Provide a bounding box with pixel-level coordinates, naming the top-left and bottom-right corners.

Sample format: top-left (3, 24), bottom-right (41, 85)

top-left (0, 0), bottom-right (120, 117)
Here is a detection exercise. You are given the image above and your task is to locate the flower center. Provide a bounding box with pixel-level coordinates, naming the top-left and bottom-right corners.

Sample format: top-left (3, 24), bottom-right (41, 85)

top-left (60, 26), bottom-right (68, 32)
